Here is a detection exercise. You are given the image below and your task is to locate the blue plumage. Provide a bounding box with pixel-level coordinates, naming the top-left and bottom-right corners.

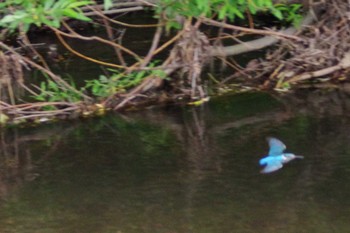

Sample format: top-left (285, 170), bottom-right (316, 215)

top-left (267, 137), bottom-right (286, 156)
top-left (259, 137), bottom-right (303, 174)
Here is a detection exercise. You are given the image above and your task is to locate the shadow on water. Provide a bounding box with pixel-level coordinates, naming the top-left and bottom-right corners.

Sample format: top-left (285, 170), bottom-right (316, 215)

top-left (1, 90), bottom-right (350, 232)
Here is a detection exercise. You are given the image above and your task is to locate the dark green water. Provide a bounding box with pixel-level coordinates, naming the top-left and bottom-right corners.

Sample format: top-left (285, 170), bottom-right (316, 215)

top-left (1, 90), bottom-right (350, 233)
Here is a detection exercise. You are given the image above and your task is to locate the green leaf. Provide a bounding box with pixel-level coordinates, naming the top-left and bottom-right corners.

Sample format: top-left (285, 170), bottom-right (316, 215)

top-left (153, 69), bottom-right (167, 79)
top-left (218, 5), bottom-right (228, 19)
top-left (1, 13), bottom-right (26, 23)
top-left (14, 0), bottom-right (24, 5)
top-left (40, 82), bottom-right (46, 91)
top-left (264, 0), bottom-right (273, 7)
top-left (232, 7), bottom-right (244, 19)
top-left (62, 8), bottom-right (80, 18)
top-left (248, 3), bottom-right (257, 14)
top-left (51, 18), bottom-right (61, 28)
top-left (66, 1), bottom-right (93, 9)
top-left (48, 80), bottom-right (59, 92)
top-left (99, 75), bottom-right (108, 83)
top-left (34, 95), bottom-right (46, 101)
top-left (135, 70), bottom-right (146, 80)
top-left (39, 14), bottom-right (53, 26)
top-left (22, 23), bottom-right (31, 32)
top-left (104, 0), bottom-right (113, 10)
top-left (63, 8), bottom-right (91, 21)
top-left (44, 0), bottom-right (55, 10)
top-left (271, 8), bottom-right (283, 20)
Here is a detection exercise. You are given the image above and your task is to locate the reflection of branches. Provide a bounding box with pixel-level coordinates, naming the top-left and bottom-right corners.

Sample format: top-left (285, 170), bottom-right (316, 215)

top-left (183, 107), bottom-right (210, 170)
top-left (0, 129), bottom-right (32, 200)
top-left (34, 128), bottom-right (77, 165)
top-left (267, 90), bottom-right (350, 198)
top-left (274, 87), bottom-right (350, 117)
top-left (0, 125), bottom-right (76, 200)
top-left (211, 111), bottom-right (291, 135)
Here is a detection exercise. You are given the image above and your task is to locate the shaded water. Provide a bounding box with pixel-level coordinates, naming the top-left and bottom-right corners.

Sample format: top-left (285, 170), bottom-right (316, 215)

top-left (1, 90), bottom-right (350, 232)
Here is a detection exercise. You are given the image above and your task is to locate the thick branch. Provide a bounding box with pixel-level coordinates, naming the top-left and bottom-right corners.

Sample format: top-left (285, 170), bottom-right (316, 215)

top-left (288, 52), bottom-right (350, 83)
top-left (209, 10), bottom-right (317, 57)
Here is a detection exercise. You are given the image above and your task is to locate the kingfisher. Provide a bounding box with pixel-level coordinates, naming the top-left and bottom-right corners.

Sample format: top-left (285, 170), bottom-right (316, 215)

top-left (259, 137), bottom-right (304, 174)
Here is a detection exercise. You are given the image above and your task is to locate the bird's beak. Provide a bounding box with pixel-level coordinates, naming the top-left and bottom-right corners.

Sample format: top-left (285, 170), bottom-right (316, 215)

top-left (295, 155), bottom-right (304, 159)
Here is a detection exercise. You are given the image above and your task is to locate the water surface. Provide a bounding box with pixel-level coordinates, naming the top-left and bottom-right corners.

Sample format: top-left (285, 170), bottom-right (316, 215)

top-left (1, 90), bottom-right (350, 233)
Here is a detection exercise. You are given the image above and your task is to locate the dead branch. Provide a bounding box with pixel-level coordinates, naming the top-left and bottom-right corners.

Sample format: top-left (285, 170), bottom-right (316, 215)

top-left (202, 17), bottom-right (303, 42)
top-left (288, 52), bottom-right (350, 83)
top-left (139, 24), bottom-right (163, 69)
top-left (54, 22), bottom-right (140, 61)
top-left (210, 9), bottom-right (317, 57)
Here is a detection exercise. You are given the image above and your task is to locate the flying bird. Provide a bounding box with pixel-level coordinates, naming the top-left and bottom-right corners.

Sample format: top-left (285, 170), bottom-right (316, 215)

top-left (259, 137), bottom-right (303, 174)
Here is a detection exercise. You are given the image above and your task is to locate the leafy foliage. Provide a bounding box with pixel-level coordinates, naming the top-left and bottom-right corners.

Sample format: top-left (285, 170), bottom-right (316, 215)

top-left (85, 64), bottom-right (168, 98)
top-left (32, 62), bottom-right (168, 103)
top-left (2, 0), bottom-right (304, 109)
top-left (156, 0), bottom-right (302, 30)
top-left (33, 78), bottom-right (83, 103)
top-left (0, 0), bottom-right (92, 32)
top-left (158, 0), bottom-right (285, 21)
top-left (275, 3), bottom-right (303, 27)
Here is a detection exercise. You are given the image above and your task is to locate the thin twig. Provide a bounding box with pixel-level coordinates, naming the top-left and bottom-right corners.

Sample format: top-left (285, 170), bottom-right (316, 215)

top-left (86, 5), bottom-right (163, 28)
top-left (139, 24), bottom-right (163, 69)
top-left (0, 42), bottom-right (92, 101)
top-left (54, 31), bottom-right (129, 69)
top-left (54, 23), bottom-right (141, 61)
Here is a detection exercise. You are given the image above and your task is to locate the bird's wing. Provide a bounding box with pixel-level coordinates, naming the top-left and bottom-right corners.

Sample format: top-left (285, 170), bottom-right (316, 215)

top-left (260, 160), bottom-right (283, 174)
top-left (267, 137), bottom-right (286, 157)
